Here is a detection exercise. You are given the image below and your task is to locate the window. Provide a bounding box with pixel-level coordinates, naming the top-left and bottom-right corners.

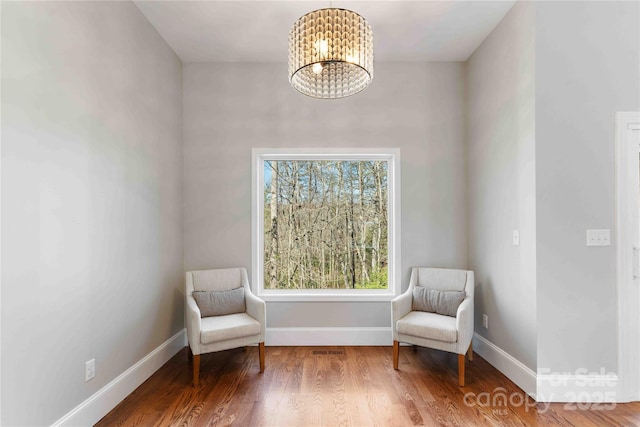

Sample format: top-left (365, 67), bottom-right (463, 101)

top-left (252, 148), bottom-right (400, 301)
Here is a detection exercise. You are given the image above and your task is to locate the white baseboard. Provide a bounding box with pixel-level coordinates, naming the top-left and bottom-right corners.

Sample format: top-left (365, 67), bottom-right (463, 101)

top-left (537, 372), bottom-right (618, 403)
top-left (266, 327), bottom-right (392, 346)
top-left (52, 329), bottom-right (187, 427)
top-left (472, 333), bottom-right (537, 397)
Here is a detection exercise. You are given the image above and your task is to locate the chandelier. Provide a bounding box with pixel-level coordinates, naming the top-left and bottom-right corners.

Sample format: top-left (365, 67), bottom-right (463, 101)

top-left (288, 8), bottom-right (374, 99)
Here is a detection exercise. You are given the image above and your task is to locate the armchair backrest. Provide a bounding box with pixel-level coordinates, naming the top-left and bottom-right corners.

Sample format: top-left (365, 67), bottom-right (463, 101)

top-left (411, 267), bottom-right (474, 297)
top-left (186, 268), bottom-right (248, 295)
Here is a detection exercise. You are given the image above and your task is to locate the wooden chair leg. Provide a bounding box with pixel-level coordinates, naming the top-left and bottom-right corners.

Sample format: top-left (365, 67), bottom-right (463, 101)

top-left (458, 354), bottom-right (465, 387)
top-left (467, 341), bottom-right (473, 362)
top-left (193, 354), bottom-right (200, 387)
top-left (259, 342), bottom-right (265, 373)
top-left (393, 340), bottom-right (399, 370)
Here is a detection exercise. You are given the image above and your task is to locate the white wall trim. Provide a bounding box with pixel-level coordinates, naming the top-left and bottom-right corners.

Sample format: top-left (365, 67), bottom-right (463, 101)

top-left (51, 329), bottom-right (187, 427)
top-left (266, 327), bottom-right (392, 346)
top-left (615, 111), bottom-right (640, 403)
top-left (0, 3), bottom-right (4, 421)
top-left (473, 333), bottom-right (623, 403)
top-left (251, 148), bottom-right (401, 302)
top-left (472, 333), bottom-right (537, 398)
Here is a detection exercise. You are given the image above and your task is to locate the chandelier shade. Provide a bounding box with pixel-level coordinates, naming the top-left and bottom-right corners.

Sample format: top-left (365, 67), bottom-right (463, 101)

top-left (288, 8), bottom-right (373, 99)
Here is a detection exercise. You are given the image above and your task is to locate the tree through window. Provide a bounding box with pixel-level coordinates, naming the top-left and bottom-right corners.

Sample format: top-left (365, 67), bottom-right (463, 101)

top-left (264, 160), bottom-right (388, 290)
top-left (252, 149), bottom-right (400, 300)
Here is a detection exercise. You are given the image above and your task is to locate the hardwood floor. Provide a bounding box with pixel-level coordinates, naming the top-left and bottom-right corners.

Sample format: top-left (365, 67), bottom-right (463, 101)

top-left (96, 346), bottom-right (640, 426)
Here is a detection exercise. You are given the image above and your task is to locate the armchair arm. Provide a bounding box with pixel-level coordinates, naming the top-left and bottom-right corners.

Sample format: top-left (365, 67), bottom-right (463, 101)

top-left (456, 296), bottom-right (474, 353)
top-left (245, 289), bottom-right (266, 340)
top-left (391, 286), bottom-right (413, 341)
top-left (186, 296), bottom-right (202, 354)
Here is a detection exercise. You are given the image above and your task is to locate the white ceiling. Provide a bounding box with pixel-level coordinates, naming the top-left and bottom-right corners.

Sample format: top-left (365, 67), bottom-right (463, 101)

top-left (134, 1), bottom-right (516, 63)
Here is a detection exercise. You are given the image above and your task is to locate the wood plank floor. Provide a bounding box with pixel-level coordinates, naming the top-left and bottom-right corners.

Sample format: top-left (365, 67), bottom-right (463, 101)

top-left (96, 346), bottom-right (640, 426)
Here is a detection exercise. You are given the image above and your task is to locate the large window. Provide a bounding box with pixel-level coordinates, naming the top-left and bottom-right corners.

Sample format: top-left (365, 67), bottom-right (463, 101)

top-left (252, 149), bottom-right (400, 301)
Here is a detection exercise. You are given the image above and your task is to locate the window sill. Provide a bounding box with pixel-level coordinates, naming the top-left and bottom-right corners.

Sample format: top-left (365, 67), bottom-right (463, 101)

top-left (256, 291), bottom-right (398, 302)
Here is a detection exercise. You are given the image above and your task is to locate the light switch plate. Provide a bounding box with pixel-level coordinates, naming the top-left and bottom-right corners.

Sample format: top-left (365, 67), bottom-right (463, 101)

top-left (512, 230), bottom-right (520, 246)
top-left (586, 229), bottom-right (611, 246)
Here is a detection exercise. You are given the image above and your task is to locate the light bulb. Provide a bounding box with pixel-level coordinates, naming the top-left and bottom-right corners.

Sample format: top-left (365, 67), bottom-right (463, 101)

top-left (312, 63), bottom-right (323, 74)
top-left (315, 39), bottom-right (329, 58)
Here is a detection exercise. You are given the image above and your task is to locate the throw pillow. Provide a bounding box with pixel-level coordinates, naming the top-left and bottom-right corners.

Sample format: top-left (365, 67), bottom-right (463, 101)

top-left (412, 287), bottom-right (465, 317)
top-left (193, 287), bottom-right (245, 317)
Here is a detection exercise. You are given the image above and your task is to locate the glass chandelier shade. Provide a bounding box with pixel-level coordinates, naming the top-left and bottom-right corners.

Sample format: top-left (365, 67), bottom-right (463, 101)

top-left (288, 8), bottom-right (374, 99)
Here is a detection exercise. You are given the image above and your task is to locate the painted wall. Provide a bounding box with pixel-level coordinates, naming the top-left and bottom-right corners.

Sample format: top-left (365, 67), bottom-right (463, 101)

top-left (467, 1), bottom-right (536, 370)
top-left (1, 2), bottom-right (183, 425)
top-left (183, 62), bottom-right (467, 329)
top-left (535, 1), bottom-right (640, 374)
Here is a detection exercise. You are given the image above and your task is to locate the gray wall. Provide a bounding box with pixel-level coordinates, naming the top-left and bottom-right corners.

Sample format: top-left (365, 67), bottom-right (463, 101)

top-left (1, 2), bottom-right (183, 425)
top-left (3, 3), bottom-right (635, 423)
top-left (535, 1), bottom-right (640, 373)
top-left (467, 1), bottom-right (536, 370)
top-left (183, 62), bottom-right (467, 328)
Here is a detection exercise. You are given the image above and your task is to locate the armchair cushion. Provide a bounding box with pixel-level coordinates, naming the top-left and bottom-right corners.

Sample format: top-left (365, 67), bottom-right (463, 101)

top-left (200, 313), bottom-right (261, 344)
top-left (412, 287), bottom-right (465, 317)
top-left (193, 288), bottom-right (246, 317)
top-left (396, 311), bottom-right (457, 343)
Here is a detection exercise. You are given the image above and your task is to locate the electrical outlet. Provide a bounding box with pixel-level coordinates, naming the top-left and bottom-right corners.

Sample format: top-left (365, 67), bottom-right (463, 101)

top-left (85, 359), bottom-right (95, 382)
top-left (482, 314), bottom-right (489, 329)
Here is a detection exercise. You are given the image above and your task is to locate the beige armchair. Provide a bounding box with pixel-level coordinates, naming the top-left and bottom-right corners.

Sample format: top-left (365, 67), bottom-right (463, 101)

top-left (391, 267), bottom-right (474, 386)
top-left (186, 268), bottom-right (266, 386)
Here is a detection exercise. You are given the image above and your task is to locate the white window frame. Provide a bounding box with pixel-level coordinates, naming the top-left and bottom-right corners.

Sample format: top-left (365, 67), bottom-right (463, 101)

top-left (251, 148), bottom-right (401, 302)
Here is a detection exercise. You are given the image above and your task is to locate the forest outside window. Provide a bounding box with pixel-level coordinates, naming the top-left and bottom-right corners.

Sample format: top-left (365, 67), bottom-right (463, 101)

top-left (251, 149), bottom-right (400, 301)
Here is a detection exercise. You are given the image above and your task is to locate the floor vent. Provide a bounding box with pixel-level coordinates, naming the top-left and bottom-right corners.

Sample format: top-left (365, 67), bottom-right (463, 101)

top-left (312, 350), bottom-right (345, 355)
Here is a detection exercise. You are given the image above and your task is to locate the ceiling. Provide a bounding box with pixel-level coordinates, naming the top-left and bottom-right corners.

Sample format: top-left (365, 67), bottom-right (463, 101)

top-left (134, 1), bottom-right (516, 63)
